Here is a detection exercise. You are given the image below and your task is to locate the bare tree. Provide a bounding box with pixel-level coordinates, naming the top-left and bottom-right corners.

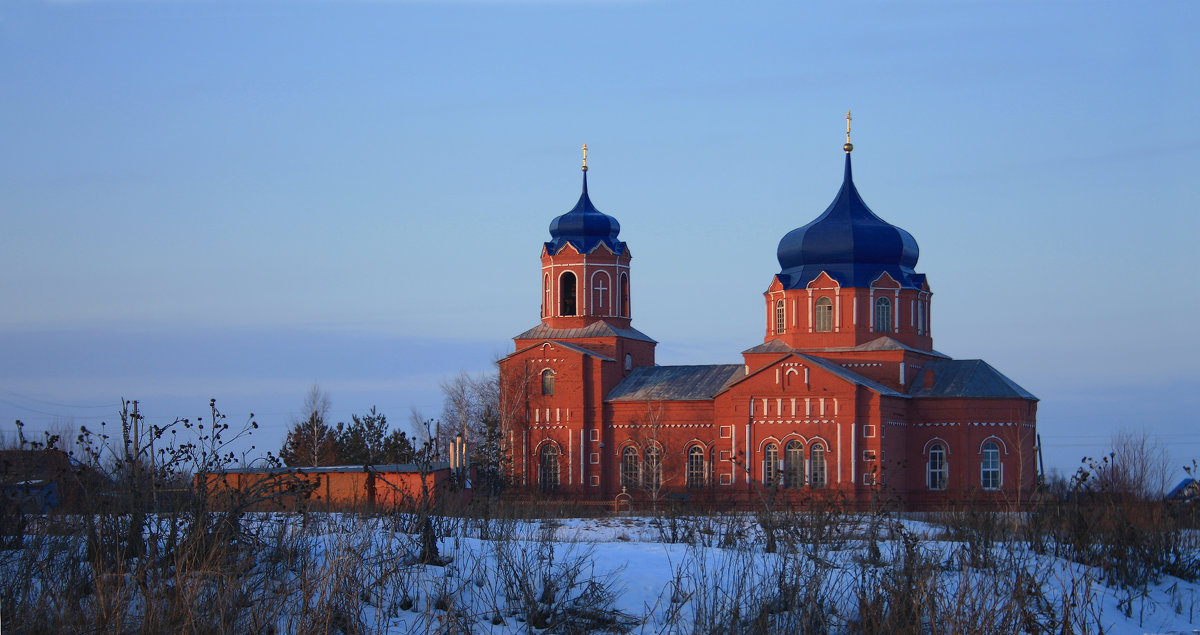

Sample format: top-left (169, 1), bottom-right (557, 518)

top-left (495, 360), bottom-right (546, 487)
top-left (624, 402), bottom-right (679, 510)
top-left (440, 371), bottom-right (516, 493)
top-left (409, 406), bottom-right (439, 461)
top-left (440, 372), bottom-right (495, 449)
top-left (279, 385), bottom-right (337, 467)
top-left (1097, 428), bottom-right (1171, 499)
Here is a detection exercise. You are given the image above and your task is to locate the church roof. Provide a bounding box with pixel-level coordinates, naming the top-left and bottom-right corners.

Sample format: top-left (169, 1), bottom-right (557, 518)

top-left (849, 336), bottom-right (946, 356)
top-left (741, 339), bottom-right (793, 355)
top-left (514, 321), bottom-right (656, 343)
top-left (775, 151), bottom-right (924, 290)
top-left (507, 338), bottom-right (617, 362)
top-left (545, 171), bottom-right (626, 255)
top-left (908, 359), bottom-right (1038, 400)
top-left (793, 354), bottom-right (908, 397)
top-left (743, 336), bottom-right (950, 359)
top-left (607, 364), bottom-right (745, 402)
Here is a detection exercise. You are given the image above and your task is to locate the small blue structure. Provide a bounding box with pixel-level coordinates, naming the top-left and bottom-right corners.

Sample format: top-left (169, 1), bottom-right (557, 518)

top-left (1166, 478), bottom-right (1198, 502)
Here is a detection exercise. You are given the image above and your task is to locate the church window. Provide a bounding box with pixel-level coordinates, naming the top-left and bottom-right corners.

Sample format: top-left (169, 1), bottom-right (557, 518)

top-left (541, 369), bottom-right (555, 396)
top-left (810, 443), bottom-right (827, 488)
top-left (763, 443), bottom-right (779, 486)
top-left (592, 271), bottom-right (610, 314)
top-left (874, 297), bottom-right (891, 333)
top-left (815, 296), bottom-right (833, 332)
top-left (560, 272), bottom-right (577, 316)
top-left (621, 446), bottom-right (639, 489)
top-left (543, 274), bottom-right (551, 317)
top-left (981, 441), bottom-right (1002, 490)
top-left (539, 444), bottom-right (560, 491)
top-left (624, 354), bottom-right (633, 371)
top-left (644, 445), bottom-right (662, 489)
top-left (784, 440), bottom-right (804, 487)
top-left (686, 445), bottom-right (706, 488)
top-left (775, 300), bottom-right (785, 334)
top-left (618, 273), bottom-right (630, 318)
top-left (927, 443), bottom-right (948, 490)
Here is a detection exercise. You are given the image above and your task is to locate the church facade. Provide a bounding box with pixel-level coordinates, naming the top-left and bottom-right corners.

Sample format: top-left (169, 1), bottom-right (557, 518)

top-left (498, 134), bottom-right (1038, 509)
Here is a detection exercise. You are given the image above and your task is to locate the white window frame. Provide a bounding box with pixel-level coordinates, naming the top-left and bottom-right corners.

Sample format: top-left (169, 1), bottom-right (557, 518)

top-left (927, 443), bottom-right (948, 491)
top-left (686, 445), bottom-right (707, 489)
top-left (981, 441), bottom-right (1002, 490)
top-left (810, 444), bottom-right (827, 488)
top-left (814, 296), bottom-right (834, 332)
top-left (620, 446), bottom-right (639, 488)
top-left (763, 443), bottom-right (779, 486)
top-left (873, 296), bottom-right (891, 334)
top-left (784, 440), bottom-right (805, 488)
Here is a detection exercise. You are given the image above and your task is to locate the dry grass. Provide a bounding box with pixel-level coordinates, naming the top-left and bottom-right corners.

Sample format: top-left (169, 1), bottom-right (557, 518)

top-left (3, 412), bottom-right (1197, 633)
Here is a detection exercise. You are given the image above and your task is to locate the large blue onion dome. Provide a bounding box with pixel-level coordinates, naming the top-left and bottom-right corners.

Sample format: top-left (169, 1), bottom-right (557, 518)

top-left (545, 170), bottom-right (626, 255)
top-left (775, 152), bottom-right (922, 289)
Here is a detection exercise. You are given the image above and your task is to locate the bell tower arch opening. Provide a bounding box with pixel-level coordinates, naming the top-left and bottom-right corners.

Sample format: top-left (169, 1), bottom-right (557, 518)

top-left (559, 271), bottom-right (577, 316)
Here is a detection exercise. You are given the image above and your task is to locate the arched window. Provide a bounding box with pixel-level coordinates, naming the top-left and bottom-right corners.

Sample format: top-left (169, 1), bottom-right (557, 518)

top-left (543, 274), bottom-right (551, 318)
top-left (592, 271), bottom-right (610, 315)
top-left (618, 273), bottom-right (630, 318)
top-left (784, 440), bottom-right (805, 488)
top-left (916, 299), bottom-right (925, 334)
top-left (810, 444), bottom-right (827, 488)
top-left (874, 296), bottom-right (892, 333)
top-left (763, 443), bottom-right (779, 486)
top-left (539, 444), bottom-right (559, 492)
top-left (775, 299), bottom-right (786, 334)
top-left (927, 443), bottom-right (948, 490)
top-left (621, 446), bottom-right (639, 489)
top-left (644, 446), bottom-right (662, 489)
top-left (624, 354), bottom-right (633, 371)
top-left (686, 446), bottom-right (706, 489)
top-left (541, 369), bottom-right (555, 396)
top-left (559, 272), bottom-right (577, 316)
top-left (815, 296), bottom-right (833, 332)
top-left (981, 441), bottom-right (1002, 490)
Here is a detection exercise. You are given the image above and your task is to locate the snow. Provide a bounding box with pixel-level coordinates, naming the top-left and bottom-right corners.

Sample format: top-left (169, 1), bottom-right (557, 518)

top-left (262, 513), bottom-right (1200, 634)
top-left (9, 511), bottom-right (1198, 633)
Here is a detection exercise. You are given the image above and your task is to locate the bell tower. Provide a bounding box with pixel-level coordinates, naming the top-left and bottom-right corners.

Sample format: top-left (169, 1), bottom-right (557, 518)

top-left (540, 144), bottom-right (634, 330)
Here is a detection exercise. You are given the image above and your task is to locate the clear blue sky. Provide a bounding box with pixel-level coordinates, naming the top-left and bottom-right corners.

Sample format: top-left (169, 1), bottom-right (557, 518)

top-left (2, 0), bottom-right (1197, 478)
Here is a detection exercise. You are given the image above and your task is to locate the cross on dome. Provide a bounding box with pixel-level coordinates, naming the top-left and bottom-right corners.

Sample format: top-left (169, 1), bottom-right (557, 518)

top-left (844, 110), bottom-right (853, 153)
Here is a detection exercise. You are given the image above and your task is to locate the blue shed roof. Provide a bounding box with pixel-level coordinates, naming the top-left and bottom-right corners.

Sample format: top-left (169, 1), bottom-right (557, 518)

top-left (775, 152), bottom-right (924, 290)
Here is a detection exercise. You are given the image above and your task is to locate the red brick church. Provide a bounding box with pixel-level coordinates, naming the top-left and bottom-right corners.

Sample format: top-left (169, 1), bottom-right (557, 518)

top-left (498, 127), bottom-right (1038, 508)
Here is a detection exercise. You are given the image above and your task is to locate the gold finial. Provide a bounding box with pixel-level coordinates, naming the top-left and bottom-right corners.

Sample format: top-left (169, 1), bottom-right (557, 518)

top-left (581, 143), bottom-right (588, 172)
top-left (844, 110), bottom-right (853, 153)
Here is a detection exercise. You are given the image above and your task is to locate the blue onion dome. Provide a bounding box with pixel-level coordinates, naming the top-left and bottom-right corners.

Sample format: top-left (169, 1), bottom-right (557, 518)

top-left (545, 171), bottom-right (626, 255)
top-left (775, 152), bottom-right (922, 289)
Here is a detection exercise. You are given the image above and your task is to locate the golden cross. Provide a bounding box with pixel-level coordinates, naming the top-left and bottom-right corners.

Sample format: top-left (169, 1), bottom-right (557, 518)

top-left (844, 110), bottom-right (854, 153)
top-left (581, 143), bottom-right (588, 171)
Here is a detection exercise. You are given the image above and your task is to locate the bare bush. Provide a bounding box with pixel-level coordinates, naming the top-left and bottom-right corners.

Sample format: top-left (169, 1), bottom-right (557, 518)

top-left (490, 531), bottom-right (632, 631)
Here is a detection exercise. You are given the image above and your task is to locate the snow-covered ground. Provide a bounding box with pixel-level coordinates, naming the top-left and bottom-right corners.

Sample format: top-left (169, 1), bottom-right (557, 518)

top-left (267, 512), bottom-right (1200, 634)
top-left (7, 510), bottom-right (1198, 633)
